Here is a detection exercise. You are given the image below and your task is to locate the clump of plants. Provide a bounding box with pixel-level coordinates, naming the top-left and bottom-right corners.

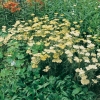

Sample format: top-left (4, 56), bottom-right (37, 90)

top-left (0, 0), bottom-right (44, 28)
top-left (0, 0), bottom-right (100, 35)
top-left (0, 0), bottom-right (100, 99)
top-left (0, 13), bottom-right (100, 86)
top-left (3, 1), bottom-right (21, 13)
top-left (0, 65), bottom-right (96, 100)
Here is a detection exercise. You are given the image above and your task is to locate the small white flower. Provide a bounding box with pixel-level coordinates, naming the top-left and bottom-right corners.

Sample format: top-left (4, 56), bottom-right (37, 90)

top-left (75, 68), bottom-right (80, 72)
top-left (86, 65), bottom-right (97, 70)
top-left (65, 50), bottom-right (73, 57)
top-left (87, 35), bottom-right (92, 38)
top-left (15, 20), bottom-right (20, 25)
top-left (70, 30), bottom-right (80, 36)
top-left (97, 75), bottom-right (100, 78)
top-left (27, 42), bottom-right (34, 46)
top-left (73, 45), bottom-right (79, 49)
top-left (81, 75), bottom-right (87, 79)
top-left (92, 79), bottom-right (98, 84)
top-left (85, 52), bottom-right (90, 56)
top-left (97, 49), bottom-right (100, 52)
top-left (81, 79), bottom-right (90, 85)
top-left (97, 53), bottom-right (100, 57)
top-left (98, 6), bottom-right (100, 8)
top-left (86, 40), bottom-right (91, 44)
top-left (43, 66), bottom-right (50, 72)
top-left (92, 58), bottom-right (98, 63)
top-left (73, 4), bottom-right (76, 7)
top-left (79, 69), bottom-right (85, 75)
top-left (2, 26), bottom-right (6, 29)
top-left (31, 13), bottom-right (35, 16)
top-left (11, 61), bottom-right (16, 66)
top-left (87, 44), bottom-right (95, 48)
top-left (91, 53), bottom-right (96, 57)
top-left (79, 46), bottom-right (85, 50)
top-left (83, 57), bottom-right (90, 63)
top-left (74, 57), bottom-right (82, 63)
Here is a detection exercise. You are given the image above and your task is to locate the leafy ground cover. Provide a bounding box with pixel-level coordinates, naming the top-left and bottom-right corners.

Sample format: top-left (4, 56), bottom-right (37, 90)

top-left (0, 0), bottom-right (100, 100)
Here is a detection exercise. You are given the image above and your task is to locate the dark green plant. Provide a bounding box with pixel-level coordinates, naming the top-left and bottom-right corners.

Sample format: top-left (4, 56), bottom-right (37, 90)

top-left (0, 66), bottom-right (96, 100)
top-left (43, 0), bottom-right (100, 35)
top-left (0, 0), bottom-right (100, 34)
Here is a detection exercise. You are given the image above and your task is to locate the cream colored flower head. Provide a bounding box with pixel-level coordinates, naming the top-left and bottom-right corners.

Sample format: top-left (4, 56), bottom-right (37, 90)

top-left (81, 78), bottom-right (90, 85)
top-left (86, 65), bottom-right (97, 70)
top-left (43, 66), bottom-right (50, 72)
top-left (97, 75), bottom-right (100, 78)
top-left (92, 79), bottom-right (98, 84)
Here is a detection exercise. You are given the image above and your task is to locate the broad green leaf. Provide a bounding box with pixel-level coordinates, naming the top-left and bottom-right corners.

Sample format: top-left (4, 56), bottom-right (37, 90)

top-left (16, 54), bottom-right (24, 59)
top-left (72, 87), bottom-right (82, 96)
top-left (11, 95), bottom-right (17, 100)
top-left (15, 60), bottom-right (24, 67)
top-left (62, 91), bottom-right (68, 97)
top-left (37, 83), bottom-right (49, 90)
top-left (0, 69), bottom-right (9, 78)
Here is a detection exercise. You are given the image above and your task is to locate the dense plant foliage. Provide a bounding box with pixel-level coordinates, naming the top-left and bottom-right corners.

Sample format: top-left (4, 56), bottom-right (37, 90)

top-left (1, 14), bottom-right (100, 85)
top-left (0, 0), bottom-right (100, 99)
top-left (0, 66), bottom-right (96, 100)
top-left (0, 0), bottom-right (100, 34)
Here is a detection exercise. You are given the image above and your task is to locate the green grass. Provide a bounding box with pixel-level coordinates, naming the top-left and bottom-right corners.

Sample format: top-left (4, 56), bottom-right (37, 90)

top-left (0, 0), bottom-right (100, 34)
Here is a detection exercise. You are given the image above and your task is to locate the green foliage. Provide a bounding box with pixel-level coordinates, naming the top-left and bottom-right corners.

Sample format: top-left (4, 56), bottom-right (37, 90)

top-left (0, 67), bottom-right (96, 100)
top-left (0, 0), bottom-right (100, 34)
top-left (0, 0), bottom-right (36, 28)
top-left (0, 0), bottom-right (100, 99)
top-left (44, 0), bottom-right (100, 34)
top-left (0, 12), bottom-right (100, 85)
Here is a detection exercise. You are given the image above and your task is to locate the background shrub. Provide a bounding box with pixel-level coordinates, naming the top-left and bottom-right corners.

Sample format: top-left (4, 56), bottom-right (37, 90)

top-left (0, 0), bottom-right (100, 35)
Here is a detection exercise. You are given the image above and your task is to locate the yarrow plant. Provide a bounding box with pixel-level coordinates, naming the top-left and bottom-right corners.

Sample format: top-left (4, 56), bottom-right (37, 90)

top-left (0, 13), bottom-right (100, 86)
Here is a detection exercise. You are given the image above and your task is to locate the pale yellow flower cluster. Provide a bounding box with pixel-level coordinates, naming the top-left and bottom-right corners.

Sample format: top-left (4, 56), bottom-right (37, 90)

top-left (0, 14), bottom-right (77, 69)
top-left (43, 66), bottom-right (50, 72)
top-left (31, 56), bottom-right (40, 68)
top-left (3, 34), bottom-right (13, 44)
top-left (74, 34), bottom-right (100, 85)
top-left (73, 35), bottom-right (100, 85)
top-left (75, 68), bottom-right (90, 85)
top-left (2, 26), bottom-right (6, 32)
top-left (1, 14), bottom-right (100, 85)
top-left (86, 65), bottom-right (97, 70)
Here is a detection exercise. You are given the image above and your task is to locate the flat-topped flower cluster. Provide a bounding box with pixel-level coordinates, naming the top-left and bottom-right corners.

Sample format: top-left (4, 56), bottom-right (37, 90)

top-left (0, 13), bottom-right (100, 85)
